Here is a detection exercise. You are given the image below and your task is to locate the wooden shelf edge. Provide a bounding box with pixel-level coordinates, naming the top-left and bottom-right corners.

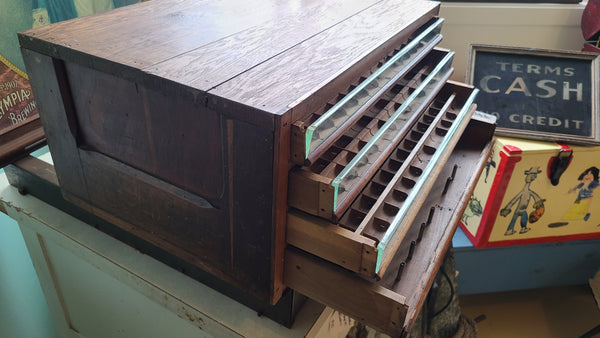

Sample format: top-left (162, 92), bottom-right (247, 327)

top-left (284, 246), bottom-right (408, 337)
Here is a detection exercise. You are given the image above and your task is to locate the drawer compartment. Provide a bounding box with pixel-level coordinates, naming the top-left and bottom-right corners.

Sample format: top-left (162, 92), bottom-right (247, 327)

top-left (284, 125), bottom-right (494, 337)
top-left (287, 82), bottom-right (485, 278)
top-left (291, 18), bottom-right (444, 165)
top-left (288, 49), bottom-right (455, 221)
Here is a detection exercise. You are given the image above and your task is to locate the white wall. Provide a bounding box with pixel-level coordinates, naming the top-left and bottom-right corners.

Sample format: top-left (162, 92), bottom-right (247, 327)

top-left (439, 2), bottom-right (587, 82)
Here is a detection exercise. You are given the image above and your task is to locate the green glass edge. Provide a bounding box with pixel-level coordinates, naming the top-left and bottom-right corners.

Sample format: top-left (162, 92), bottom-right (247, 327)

top-left (305, 128), bottom-right (314, 158)
top-left (332, 52), bottom-right (455, 212)
top-left (332, 181), bottom-right (339, 212)
top-left (375, 88), bottom-right (480, 274)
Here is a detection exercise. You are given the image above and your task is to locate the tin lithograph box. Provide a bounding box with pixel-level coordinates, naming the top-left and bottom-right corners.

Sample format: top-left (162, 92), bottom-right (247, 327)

top-left (460, 137), bottom-right (600, 247)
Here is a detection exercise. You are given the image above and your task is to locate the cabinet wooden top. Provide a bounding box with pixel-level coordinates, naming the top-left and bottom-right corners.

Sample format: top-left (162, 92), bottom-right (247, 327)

top-left (19, 0), bottom-right (439, 119)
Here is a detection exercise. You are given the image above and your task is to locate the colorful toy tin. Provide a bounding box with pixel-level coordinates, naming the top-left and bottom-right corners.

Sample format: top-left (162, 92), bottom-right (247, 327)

top-left (461, 137), bottom-right (600, 247)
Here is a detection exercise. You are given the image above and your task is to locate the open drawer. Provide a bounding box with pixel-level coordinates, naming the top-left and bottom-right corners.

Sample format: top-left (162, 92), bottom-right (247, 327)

top-left (290, 17), bottom-right (444, 166)
top-left (288, 80), bottom-right (480, 279)
top-left (284, 112), bottom-right (495, 336)
top-left (288, 47), bottom-right (456, 223)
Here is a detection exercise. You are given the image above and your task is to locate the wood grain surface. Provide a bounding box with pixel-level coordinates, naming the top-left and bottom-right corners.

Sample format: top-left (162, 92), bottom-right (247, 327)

top-left (20, 0), bottom-right (439, 128)
top-left (65, 61), bottom-right (224, 201)
top-left (18, 0), bottom-right (444, 306)
top-left (19, 0), bottom-right (289, 69)
top-left (19, 50), bottom-right (90, 201)
top-left (146, 0), bottom-right (382, 91)
top-left (210, 0), bottom-right (438, 116)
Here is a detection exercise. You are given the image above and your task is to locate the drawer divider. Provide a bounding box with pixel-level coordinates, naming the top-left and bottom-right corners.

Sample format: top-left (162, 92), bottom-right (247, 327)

top-left (373, 93), bottom-right (478, 276)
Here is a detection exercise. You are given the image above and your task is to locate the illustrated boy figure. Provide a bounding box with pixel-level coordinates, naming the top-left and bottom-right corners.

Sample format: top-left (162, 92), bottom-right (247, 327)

top-left (500, 167), bottom-right (545, 235)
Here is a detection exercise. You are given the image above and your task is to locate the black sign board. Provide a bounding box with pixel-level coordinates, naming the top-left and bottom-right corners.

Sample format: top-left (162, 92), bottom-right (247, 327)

top-left (467, 45), bottom-right (600, 145)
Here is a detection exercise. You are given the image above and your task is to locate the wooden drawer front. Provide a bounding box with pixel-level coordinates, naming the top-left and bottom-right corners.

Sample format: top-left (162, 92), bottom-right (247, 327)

top-left (288, 48), bottom-right (453, 221)
top-left (285, 126), bottom-right (494, 337)
top-left (288, 81), bottom-right (481, 278)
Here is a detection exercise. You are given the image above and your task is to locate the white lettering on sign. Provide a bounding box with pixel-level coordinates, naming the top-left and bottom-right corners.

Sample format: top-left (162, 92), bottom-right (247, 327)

top-left (536, 80), bottom-right (557, 98)
top-left (0, 80), bottom-right (18, 91)
top-left (563, 82), bottom-right (583, 101)
top-left (479, 76), bottom-right (583, 102)
top-left (496, 62), bottom-right (576, 76)
top-left (507, 114), bottom-right (584, 129)
top-left (504, 77), bottom-right (531, 96)
top-left (0, 88), bottom-right (32, 118)
top-left (8, 100), bottom-right (37, 126)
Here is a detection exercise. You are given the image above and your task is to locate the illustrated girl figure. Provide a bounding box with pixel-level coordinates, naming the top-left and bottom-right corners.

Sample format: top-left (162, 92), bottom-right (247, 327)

top-left (563, 166), bottom-right (599, 222)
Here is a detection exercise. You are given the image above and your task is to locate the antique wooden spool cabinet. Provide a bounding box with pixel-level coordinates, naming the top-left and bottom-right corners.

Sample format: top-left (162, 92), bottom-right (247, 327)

top-left (16, 0), bottom-right (494, 335)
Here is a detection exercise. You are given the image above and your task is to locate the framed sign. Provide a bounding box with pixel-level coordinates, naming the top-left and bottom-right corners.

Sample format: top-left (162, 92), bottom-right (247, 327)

top-left (467, 44), bottom-right (600, 145)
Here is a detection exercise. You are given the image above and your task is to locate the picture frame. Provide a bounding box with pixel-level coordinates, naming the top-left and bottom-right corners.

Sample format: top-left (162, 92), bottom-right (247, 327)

top-left (467, 44), bottom-right (600, 145)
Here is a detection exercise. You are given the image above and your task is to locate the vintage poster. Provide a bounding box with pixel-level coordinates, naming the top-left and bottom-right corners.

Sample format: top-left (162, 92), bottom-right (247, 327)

top-left (0, 55), bottom-right (37, 136)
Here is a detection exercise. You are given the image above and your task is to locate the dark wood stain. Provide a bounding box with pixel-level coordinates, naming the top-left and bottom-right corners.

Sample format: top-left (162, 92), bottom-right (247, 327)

top-left (20, 50), bottom-right (89, 201)
top-left (147, 0), bottom-right (382, 92)
top-left (65, 61), bottom-right (224, 201)
top-left (18, 0), bottom-right (442, 305)
top-left (210, 0), bottom-right (438, 116)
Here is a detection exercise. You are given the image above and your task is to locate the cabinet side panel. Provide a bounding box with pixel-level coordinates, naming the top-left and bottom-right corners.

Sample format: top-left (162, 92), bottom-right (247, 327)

top-left (65, 61), bottom-right (224, 201)
top-left (79, 150), bottom-right (228, 269)
top-left (20, 49), bottom-right (89, 201)
top-left (227, 118), bottom-right (276, 301)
